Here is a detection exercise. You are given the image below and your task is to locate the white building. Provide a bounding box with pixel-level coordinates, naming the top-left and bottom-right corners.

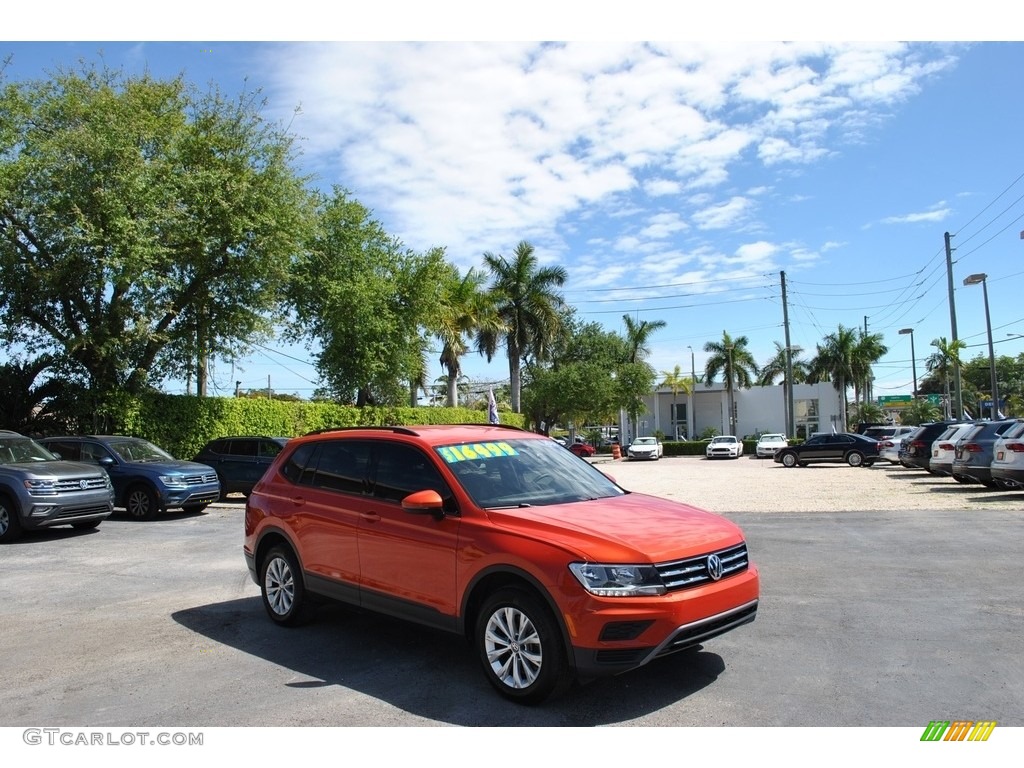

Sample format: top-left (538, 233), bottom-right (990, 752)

top-left (626, 381), bottom-right (845, 441)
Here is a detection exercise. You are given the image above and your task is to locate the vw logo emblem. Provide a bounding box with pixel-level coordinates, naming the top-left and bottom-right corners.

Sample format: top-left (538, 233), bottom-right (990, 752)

top-left (79, 480), bottom-right (88, 490)
top-left (707, 554), bottom-right (723, 581)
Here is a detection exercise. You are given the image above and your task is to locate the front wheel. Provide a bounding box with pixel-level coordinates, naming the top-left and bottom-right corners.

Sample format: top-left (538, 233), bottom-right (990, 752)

top-left (0, 498), bottom-right (24, 543)
top-left (125, 485), bottom-right (160, 520)
top-left (475, 588), bottom-right (571, 704)
top-left (781, 452), bottom-right (798, 468)
top-left (846, 451), bottom-right (864, 467)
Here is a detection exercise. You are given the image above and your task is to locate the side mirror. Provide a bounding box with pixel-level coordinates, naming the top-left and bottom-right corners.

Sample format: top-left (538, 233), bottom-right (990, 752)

top-left (401, 489), bottom-right (444, 516)
top-left (98, 456), bottom-right (115, 466)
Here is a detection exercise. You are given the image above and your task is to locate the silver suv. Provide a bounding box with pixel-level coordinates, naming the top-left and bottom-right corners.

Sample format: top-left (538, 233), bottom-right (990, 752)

top-left (0, 430), bottom-right (115, 543)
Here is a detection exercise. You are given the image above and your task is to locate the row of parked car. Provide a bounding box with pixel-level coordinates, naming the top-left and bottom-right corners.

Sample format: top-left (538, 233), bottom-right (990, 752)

top-left (883, 418), bottom-right (1024, 489)
top-left (0, 431), bottom-right (289, 542)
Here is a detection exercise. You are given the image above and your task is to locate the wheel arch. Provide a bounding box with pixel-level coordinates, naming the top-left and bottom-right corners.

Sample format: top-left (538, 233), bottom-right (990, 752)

top-left (253, 527), bottom-right (301, 575)
top-left (460, 565), bottom-right (573, 670)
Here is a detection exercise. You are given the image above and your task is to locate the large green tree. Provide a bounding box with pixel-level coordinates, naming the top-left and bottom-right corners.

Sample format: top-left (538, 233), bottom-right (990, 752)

top-left (288, 188), bottom-right (449, 405)
top-left (659, 365), bottom-right (695, 440)
top-left (477, 240), bottom-right (567, 413)
top-left (925, 336), bottom-right (966, 419)
top-left (704, 331), bottom-right (758, 435)
top-left (758, 341), bottom-right (810, 436)
top-left (0, 64), bottom-right (311, 411)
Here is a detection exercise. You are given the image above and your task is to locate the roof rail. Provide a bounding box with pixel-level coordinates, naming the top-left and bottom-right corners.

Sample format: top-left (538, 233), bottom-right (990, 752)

top-left (302, 425), bottom-right (420, 437)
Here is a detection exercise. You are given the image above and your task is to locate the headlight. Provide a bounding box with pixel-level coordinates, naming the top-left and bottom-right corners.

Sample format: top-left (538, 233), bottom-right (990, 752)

top-left (24, 479), bottom-right (58, 495)
top-left (158, 475), bottom-right (188, 489)
top-left (569, 562), bottom-right (666, 597)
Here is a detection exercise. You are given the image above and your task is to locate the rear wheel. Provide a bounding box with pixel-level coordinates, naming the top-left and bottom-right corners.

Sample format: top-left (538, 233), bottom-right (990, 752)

top-left (260, 545), bottom-right (310, 626)
top-left (846, 451), bottom-right (864, 467)
top-left (475, 587), bottom-right (571, 704)
top-left (0, 497), bottom-right (24, 543)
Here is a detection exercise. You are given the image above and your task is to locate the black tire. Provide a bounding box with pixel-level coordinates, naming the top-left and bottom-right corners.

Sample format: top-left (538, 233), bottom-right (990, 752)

top-left (475, 587), bottom-right (571, 704)
top-left (71, 519), bottom-right (102, 530)
top-left (781, 452), bottom-right (798, 468)
top-left (125, 484), bottom-right (160, 520)
top-left (952, 474), bottom-right (972, 484)
top-left (846, 451), bottom-right (864, 467)
top-left (0, 497), bottom-right (24, 543)
top-left (260, 545), bottom-right (310, 626)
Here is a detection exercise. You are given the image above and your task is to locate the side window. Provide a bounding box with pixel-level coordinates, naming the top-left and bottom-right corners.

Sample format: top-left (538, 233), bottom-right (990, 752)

top-left (259, 440), bottom-right (285, 458)
top-left (311, 441), bottom-right (367, 494)
top-left (230, 439), bottom-right (259, 458)
top-left (206, 440), bottom-right (228, 455)
top-left (46, 441), bottom-right (81, 460)
top-left (281, 443), bottom-right (317, 485)
top-left (370, 442), bottom-right (448, 503)
top-left (80, 442), bottom-right (112, 462)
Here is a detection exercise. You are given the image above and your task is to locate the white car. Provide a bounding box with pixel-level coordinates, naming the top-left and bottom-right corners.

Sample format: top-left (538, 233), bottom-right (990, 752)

top-left (755, 433), bottom-right (788, 458)
top-left (991, 420), bottom-right (1024, 489)
top-left (627, 436), bottom-right (663, 460)
top-left (929, 422), bottom-right (976, 476)
top-left (706, 435), bottom-right (743, 459)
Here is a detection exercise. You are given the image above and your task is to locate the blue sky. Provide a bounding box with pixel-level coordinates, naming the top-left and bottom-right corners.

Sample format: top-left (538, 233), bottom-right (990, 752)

top-left (5, 8), bottom-right (1024, 401)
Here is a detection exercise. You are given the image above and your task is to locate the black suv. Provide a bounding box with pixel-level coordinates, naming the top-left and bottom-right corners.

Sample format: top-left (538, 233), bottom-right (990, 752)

top-left (900, 421), bottom-right (958, 472)
top-left (193, 436), bottom-right (289, 498)
top-left (0, 430), bottom-right (114, 542)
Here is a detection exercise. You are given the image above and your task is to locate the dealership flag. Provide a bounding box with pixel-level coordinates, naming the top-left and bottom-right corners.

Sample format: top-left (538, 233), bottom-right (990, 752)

top-left (488, 389), bottom-right (500, 424)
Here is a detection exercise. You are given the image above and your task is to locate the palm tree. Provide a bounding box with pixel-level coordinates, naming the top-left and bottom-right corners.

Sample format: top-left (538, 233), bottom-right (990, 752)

top-left (704, 331), bottom-right (758, 436)
top-left (622, 315), bottom-right (667, 364)
top-left (926, 336), bottom-right (966, 419)
top-left (851, 330), bottom-right (888, 406)
top-left (808, 324), bottom-right (860, 432)
top-left (660, 365), bottom-right (695, 440)
top-left (477, 241), bottom-right (567, 413)
top-left (435, 267), bottom-right (503, 407)
top-left (758, 341), bottom-right (810, 436)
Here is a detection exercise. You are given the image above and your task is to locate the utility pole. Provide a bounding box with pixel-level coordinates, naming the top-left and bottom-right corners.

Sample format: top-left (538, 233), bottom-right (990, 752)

top-left (945, 231), bottom-right (963, 418)
top-left (781, 271), bottom-right (795, 437)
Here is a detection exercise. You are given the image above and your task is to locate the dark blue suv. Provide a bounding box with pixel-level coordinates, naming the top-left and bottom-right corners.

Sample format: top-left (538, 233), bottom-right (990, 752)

top-left (40, 435), bottom-right (220, 519)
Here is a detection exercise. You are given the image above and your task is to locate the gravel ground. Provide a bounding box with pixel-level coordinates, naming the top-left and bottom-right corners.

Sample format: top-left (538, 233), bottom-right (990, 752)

top-left (591, 454), bottom-right (1024, 513)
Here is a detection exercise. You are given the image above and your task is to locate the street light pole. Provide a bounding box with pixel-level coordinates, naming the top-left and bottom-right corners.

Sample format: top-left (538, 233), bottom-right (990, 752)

top-left (726, 343), bottom-right (735, 435)
top-left (898, 328), bottom-right (917, 397)
top-left (963, 273), bottom-right (999, 419)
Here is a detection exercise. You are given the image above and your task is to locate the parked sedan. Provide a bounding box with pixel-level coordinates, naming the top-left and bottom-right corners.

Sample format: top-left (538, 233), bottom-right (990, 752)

top-left (755, 433), bottom-right (788, 458)
top-left (774, 432), bottom-right (880, 468)
top-left (990, 420), bottom-right (1024, 489)
top-left (706, 435), bottom-right (743, 459)
top-left (567, 441), bottom-right (596, 458)
top-left (627, 436), bottom-right (663, 460)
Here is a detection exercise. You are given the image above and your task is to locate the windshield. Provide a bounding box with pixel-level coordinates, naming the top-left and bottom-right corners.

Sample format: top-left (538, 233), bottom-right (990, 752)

top-left (632, 437), bottom-right (657, 445)
top-left (711, 436), bottom-right (737, 444)
top-left (0, 436), bottom-right (57, 463)
top-left (435, 438), bottom-right (625, 509)
top-left (108, 438), bottom-right (174, 462)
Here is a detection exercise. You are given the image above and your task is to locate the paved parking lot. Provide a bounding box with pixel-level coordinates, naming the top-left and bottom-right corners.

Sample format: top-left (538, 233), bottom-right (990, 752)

top-left (4, 456), bottom-right (1023, 728)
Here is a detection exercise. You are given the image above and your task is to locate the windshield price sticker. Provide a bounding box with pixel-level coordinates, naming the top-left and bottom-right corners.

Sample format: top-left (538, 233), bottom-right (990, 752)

top-left (437, 442), bottom-right (518, 463)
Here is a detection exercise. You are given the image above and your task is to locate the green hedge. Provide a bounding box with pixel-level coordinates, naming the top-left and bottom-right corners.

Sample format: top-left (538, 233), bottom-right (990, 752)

top-left (106, 393), bottom-right (525, 459)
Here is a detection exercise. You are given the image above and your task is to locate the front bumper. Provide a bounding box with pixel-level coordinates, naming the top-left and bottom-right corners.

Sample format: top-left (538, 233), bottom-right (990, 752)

top-left (567, 565), bottom-right (759, 680)
top-left (22, 493), bottom-right (114, 531)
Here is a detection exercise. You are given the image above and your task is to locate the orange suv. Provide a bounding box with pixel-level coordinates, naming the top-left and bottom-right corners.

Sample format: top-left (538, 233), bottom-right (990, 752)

top-left (243, 425), bottom-right (759, 703)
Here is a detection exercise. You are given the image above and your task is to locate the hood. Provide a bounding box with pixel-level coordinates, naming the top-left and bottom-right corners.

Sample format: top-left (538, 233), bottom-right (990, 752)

top-left (7, 460), bottom-right (108, 479)
top-left (126, 459), bottom-right (215, 475)
top-left (485, 492), bottom-right (744, 563)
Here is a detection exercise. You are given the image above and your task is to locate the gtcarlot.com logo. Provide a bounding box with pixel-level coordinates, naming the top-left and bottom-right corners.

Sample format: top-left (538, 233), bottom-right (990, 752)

top-left (22, 729), bottom-right (203, 747)
top-left (920, 720), bottom-right (997, 742)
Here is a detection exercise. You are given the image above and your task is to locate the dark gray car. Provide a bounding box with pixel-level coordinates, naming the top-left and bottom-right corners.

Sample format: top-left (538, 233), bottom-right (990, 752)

top-left (951, 419), bottom-right (1024, 487)
top-left (0, 430), bottom-right (114, 543)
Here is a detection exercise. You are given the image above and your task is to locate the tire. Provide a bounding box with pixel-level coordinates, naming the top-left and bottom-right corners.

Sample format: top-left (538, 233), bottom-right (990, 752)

top-left (0, 497), bottom-right (24, 543)
top-left (475, 587), bottom-right (571, 704)
top-left (71, 519), bottom-right (102, 530)
top-left (781, 452), bottom-right (798, 468)
top-left (125, 484), bottom-right (160, 520)
top-left (260, 545), bottom-right (310, 626)
top-left (952, 474), bottom-right (972, 484)
top-left (846, 451), bottom-right (864, 467)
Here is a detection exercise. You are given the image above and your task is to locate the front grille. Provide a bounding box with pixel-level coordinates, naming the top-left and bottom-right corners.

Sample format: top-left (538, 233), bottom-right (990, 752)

top-left (52, 477), bottom-right (109, 492)
top-left (183, 473), bottom-right (218, 486)
top-left (655, 543), bottom-right (749, 592)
